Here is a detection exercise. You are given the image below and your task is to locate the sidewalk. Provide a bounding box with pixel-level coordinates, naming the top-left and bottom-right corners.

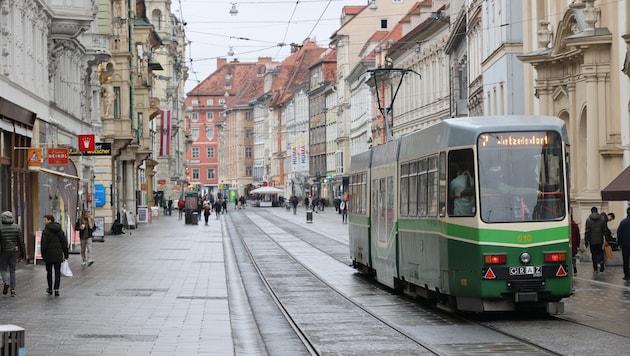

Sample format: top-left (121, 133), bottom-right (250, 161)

top-left (1, 213), bottom-right (234, 355)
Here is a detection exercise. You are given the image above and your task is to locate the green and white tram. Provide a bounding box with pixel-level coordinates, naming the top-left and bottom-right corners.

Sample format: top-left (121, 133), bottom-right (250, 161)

top-left (349, 116), bottom-right (572, 312)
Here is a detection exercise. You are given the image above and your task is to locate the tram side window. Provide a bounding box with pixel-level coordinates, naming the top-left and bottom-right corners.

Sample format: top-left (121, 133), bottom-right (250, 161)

top-left (400, 163), bottom-right (409, 216)
top-left (448, 149), bottom-right (475, 217)
top-left (360, 172), bottom-right (367, 215)
top-left (349, 173), bottom-right (367, 215)
top-left (439, 152), bottom-right (446, 217)
top-left (409, 162), bottom-right (418, 216)
top-left (418, 158), bottom-right (428, 216)
top-left (350, 175), bottom-right (355, 214)
top-left (427, 156), bottom-right (439, 216)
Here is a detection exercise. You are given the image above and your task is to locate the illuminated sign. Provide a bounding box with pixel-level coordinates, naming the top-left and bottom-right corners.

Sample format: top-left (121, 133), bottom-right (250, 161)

top-left (94, 184), bottom-right (106, 207)
top-left (70, 142), bottom-right (112, 156)
top-left (479, 132), bottom-right (550, 148)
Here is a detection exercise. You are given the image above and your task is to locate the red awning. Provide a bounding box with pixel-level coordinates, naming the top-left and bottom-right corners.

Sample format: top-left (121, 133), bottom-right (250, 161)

top-left (601, 165), bottom-right (630, 201)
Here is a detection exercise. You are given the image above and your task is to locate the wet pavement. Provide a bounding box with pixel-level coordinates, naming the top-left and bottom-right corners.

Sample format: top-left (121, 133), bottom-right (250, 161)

top-left (1, 204), bottom-right (628, 355)
top-left (1, 211), bottom-right (233, 355)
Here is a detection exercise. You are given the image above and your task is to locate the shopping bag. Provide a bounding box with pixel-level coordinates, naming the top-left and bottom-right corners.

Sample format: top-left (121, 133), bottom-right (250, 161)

top-left (604, 244), bottom-right (614, 259)
top-left (61, 260), bottom-right (73, 277)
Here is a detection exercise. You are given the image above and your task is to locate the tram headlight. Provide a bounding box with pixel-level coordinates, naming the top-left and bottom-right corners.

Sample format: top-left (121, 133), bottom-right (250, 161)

top-left (520, 252), bottom-right (531, 264)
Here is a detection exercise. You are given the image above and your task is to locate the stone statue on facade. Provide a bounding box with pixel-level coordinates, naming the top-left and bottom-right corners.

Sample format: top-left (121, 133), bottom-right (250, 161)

top-left (102, 83), bottom-right (115, 118)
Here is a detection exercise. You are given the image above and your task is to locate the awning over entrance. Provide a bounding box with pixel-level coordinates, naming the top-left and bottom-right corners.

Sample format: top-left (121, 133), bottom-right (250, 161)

top-left (34, 167), bottom-right (82, 181)
top-left (601, 166), bottom-right (630, 201)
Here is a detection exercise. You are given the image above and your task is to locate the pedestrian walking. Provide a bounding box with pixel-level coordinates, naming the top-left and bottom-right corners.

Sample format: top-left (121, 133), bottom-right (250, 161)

top-left (178, 199), bottom-right (185, 219)
top-left (0, 211), bottom-right (26, 297)
top-left (214, 199), bottom-right (222, 218)
top-left (168, 199), bottom-right (173, 216)
top-left (222, 198), bottom-right (228, 214)
top-left (291, 195), bottom-right (298, 215)
top-left (616, 207), bottom-right (630, 281)
top-left (585, 206), bottom-right (606, 272)
top-left (571, 217), bottom-right (580, 274)
top-left (341, 199), bottom-right (348, 224)
top-left (203, 202), bottom-right (211, 225)
top-left (75, 210), bottom-right (95, 267)
top-left (41, 215), bottom-right (69, 297)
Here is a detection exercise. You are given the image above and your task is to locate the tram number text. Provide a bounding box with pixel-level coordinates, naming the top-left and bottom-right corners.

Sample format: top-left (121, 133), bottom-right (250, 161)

top-left (517, 234), bottom-right (533, 243)
top-left (509, 266), bottom-right (542, 277)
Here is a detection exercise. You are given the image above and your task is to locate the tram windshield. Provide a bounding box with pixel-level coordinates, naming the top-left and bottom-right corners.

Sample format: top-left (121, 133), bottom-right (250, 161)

top-left (478, 131), bottom-right (565, 223)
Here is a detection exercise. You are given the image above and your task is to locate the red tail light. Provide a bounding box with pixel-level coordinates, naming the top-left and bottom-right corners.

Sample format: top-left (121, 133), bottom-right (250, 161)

top-left (484, 254), bottom-right (507, 265)
top-left (544, 252), bottom-right (566, 262)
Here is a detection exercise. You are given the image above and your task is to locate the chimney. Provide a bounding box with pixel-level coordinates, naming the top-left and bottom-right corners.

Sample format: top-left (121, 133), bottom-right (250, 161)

top-left (217, 58), bottom-right (227, 68)
top-left (290, 43), bottom-right (301, 53)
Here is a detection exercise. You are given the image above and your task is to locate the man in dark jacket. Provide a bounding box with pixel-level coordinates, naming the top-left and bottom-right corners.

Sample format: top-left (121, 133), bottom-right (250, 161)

top-left (75, 210), bottom-right (95, 266)
top-left (585, 206), bottom-right (606, 272)
top-left (616, 207), bottom-right (630, 281)
top-left (0, 211), bottom-right (25, 297)
top-left (42, 215), bottom-right (69, 296)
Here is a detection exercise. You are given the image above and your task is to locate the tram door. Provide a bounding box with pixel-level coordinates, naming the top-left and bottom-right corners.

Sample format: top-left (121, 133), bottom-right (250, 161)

top-left (371, 175), bottom-right (397, 289)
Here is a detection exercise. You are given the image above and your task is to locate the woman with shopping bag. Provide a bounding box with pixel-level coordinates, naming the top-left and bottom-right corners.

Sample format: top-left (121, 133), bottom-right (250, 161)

top-left (41, 215), bottom-right (69, 297)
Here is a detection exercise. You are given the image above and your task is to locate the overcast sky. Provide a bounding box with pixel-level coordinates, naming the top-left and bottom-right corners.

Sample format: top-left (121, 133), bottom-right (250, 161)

top-left (174, 0), bottom-right (360, 92)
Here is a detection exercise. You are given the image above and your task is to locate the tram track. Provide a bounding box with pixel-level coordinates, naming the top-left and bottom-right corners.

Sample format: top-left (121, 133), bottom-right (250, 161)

top-left (228, 210), bottom-right (441, 355)
top-left (226, 209), bottom-right (584, 355)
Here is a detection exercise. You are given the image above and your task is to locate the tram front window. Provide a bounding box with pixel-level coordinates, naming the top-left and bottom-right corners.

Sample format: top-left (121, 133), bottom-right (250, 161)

top-left (478, 131), bottom-right (565, 223)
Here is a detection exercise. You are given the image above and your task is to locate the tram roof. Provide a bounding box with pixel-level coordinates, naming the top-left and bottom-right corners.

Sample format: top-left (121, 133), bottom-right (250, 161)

top-left (398, 115), bottom-right (568, 161)
top-left (349, 149), bottom-right (372, 173)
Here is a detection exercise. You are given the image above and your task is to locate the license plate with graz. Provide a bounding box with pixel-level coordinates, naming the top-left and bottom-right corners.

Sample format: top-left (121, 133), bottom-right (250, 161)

top-left (509, 266), bottom-right (542, 277)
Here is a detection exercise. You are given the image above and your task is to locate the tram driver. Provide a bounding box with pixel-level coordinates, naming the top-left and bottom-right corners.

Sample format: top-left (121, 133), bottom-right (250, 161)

top-left (449, 166), bottom-right (475, 216)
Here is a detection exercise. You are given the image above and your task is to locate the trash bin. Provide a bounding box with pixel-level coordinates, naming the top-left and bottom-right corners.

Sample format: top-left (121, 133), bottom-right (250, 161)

top-left (185, 209), bottom-right (192, 224)
top-left (306, 210), bottom-right (313, 223)
top-left (0, 324), bottom-right (25, 356)
top-left (191, 212), bottom-right (199, 225)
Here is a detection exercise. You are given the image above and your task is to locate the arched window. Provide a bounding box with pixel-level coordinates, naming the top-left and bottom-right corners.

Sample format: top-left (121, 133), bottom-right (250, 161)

top-left (152, 10), bottom-right (162, 30)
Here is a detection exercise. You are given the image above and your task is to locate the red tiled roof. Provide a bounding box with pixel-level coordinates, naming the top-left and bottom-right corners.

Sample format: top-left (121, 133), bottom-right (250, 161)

top-left (268, 40), bottom-right (327, 107)
top-left (186, 57), bottom-right (274, 98)
top-left (343, 5), bottom-right (365, 16)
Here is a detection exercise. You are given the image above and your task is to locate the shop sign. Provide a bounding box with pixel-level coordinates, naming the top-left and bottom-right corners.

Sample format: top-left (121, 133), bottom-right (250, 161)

top-left (48, 148), bottom-right (69, 165)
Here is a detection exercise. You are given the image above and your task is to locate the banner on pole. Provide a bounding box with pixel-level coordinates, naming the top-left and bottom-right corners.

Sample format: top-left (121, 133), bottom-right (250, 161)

top-left (160, 109), bottom-right (171, 156)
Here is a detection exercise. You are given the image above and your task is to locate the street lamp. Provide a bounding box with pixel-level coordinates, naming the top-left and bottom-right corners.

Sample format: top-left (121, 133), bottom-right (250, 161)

top-left (229, 3), bottom-right (238, 16)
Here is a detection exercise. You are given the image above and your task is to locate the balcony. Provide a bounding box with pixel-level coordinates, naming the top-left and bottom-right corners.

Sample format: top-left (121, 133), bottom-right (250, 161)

top-left (101, 117), bottom-right (134, 142)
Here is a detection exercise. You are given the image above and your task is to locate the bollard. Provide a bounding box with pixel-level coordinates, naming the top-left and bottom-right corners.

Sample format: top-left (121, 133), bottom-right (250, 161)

top-left (0, 324), bottom-right (25, 356)
top-left (306, 210), bottom-right (313, 223)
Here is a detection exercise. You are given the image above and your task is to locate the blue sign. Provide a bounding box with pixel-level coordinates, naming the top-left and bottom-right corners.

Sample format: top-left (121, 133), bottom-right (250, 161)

top-left (94, 184), bottom-right (106, 207)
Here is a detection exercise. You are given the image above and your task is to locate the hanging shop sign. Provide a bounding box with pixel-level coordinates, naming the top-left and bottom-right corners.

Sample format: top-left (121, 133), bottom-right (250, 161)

top-left (78, 134), bottom-right (95, 151)
top-left (47, 147), bottom-right (69, 165)
top-left (27, 148), bottom-right (42, 168)
top-left (70, 142), bottom-right (112, 156)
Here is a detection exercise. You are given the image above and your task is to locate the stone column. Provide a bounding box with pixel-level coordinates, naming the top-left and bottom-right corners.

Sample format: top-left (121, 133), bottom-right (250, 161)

top-left (124, 160), bottom-right (136, 220)
top-left (584, 72), bottom-right (600, 192)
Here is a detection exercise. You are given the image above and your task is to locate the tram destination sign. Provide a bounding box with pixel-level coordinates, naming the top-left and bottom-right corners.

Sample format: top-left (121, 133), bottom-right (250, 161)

top-left (69, 142), bottom-right (112, 156)
top-left (479, 132), bottom-right (551, 148)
